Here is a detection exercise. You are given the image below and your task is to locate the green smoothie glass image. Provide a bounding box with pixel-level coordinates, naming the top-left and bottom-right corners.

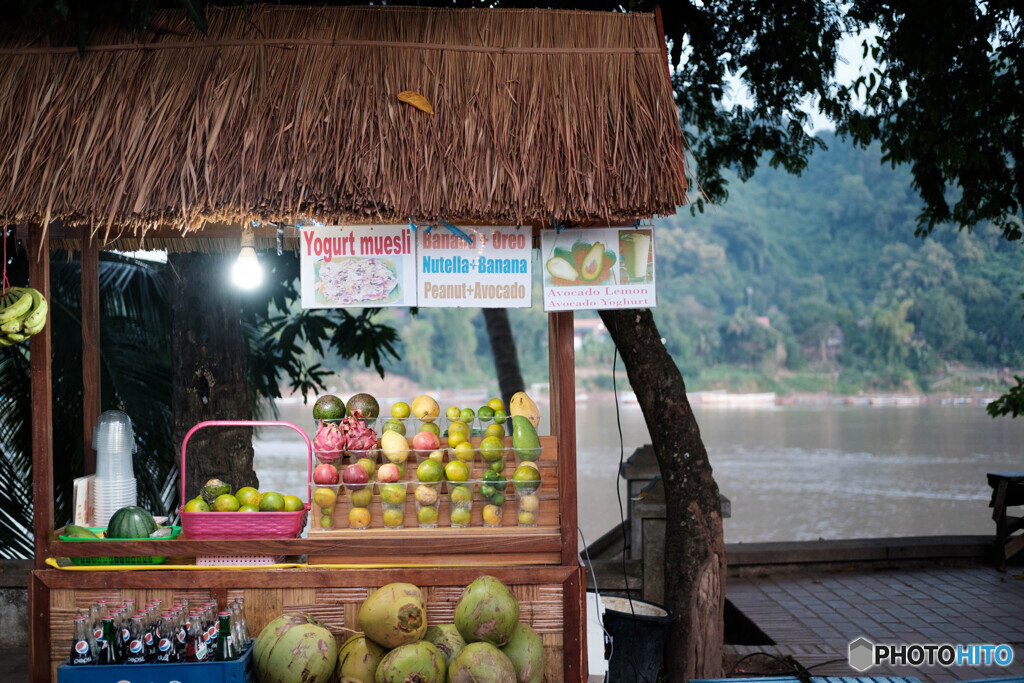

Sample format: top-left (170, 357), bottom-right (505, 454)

top-left (619, 229), bottom-right (652, 282)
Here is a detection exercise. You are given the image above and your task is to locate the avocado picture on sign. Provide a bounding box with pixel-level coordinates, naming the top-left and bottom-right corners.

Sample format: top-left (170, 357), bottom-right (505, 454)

top-left (543, 234), bottom-right (618, 287)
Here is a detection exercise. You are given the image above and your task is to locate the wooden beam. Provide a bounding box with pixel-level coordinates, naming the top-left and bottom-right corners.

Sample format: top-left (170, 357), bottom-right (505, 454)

top-left (28, 572), bottom-right (49, 683)
top-left (81, 236), bottom-right (100, 471)
top-left (28, 226), bottom-right (53, 570)
top-left (549, 311), bottom-right (579, 565)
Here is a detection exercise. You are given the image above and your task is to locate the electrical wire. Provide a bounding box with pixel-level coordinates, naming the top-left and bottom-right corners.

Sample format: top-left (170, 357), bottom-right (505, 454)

top-left (729, 651), bottom-right (849, 681)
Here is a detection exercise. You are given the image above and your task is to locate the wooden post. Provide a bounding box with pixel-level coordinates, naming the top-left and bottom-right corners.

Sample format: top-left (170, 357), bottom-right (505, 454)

top-left (548, 311), bottom-right (578, 564)
top-left (81, 235), bottom-right (100, 471)
top-left (28, 572), bottom-right (49, 683)
top-left (28, 225), bottom-right (53, 569)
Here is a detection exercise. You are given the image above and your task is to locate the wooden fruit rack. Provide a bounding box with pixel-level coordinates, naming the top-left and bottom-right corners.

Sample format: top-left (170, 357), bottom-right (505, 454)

top-left (9, 6), bottom-right (688, 682)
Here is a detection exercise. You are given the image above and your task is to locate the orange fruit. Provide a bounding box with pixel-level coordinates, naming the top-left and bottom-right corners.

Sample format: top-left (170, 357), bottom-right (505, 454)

top-left (283, 495), bottom-right (304, 512)
top-left (184, 497), bottom-right (210, 513)
top-left (417, 506), bottom-right (439, 526)
top-left (416, 459), bottom-right (444, 483)
top-left (487, 398), bottom-right (505, 412)
top-left (450, 508), bottom-right (471, 526)
top-left (213, 494), bottom-right (240, 512)
top-left (382, 508), bottom-right (404, 528)
top-left (391, 402), bottom-right (411, 419)
top-left (259, 491), bottom-right (286, 512)
top-left (482, 504), bottom-right (503, 526)
top-left (238, 504), bottom-right (260, 513)
top-left (236, 487), bottom-right (261, 508)
top-left (348, 507), bottom-right (371, 529)
top-left (479, 435), bottom-right (505, 463)
top-left (444, 460), bottom-right (469, 482)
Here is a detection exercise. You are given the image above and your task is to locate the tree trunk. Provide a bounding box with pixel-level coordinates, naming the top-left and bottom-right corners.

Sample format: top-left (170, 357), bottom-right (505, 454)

top-left (169, 253), bottom-right (258, 501)
top-left (482, 308), bottom-right (526, 407)
top-left (599, 308), bottom-right (725, 682)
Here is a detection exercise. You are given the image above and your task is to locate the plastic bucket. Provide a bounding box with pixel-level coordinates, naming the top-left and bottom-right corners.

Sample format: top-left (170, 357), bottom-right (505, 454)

top-left (601, 595), bottom-right (674, 683)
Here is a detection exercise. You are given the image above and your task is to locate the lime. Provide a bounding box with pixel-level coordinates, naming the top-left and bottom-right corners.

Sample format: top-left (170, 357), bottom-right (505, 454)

top-left (482, 469), bottom-right (499, 482)
top-left (460, 407), bottom-right (476, 423)
top-left (446, 406), bottom-right (462, 420)
top-left (350, 488), bottom-right (372, 508)
top-left (518, 510), bottom-right (536, 526)
top-left (444, 460), bottom-right (469, 482)
top-left (382, 508), bottom-right (404, 528)
top-left (450, 507), bottom-right (472, 527)
top-left (488, 398), bottom-right (505, 412)
top-left (260, 491), bottom-right (286, 512)
top-left (392, 401), bottom-right (411, 419)
top-left (491, 493), bottom-right (505, 506)
top-left (453, 441), bottom-right (476, 464)
top-left (319, 514), bottom-right (334, 529)
top-left (484, 423), bottom-right (505, 439)
top-left (480, 483), bottom-right (495, 499)
top-left (450, 484), bottom-right (473, 505)
top-left (184, 497), bottom-right (210, 513)
top-left (414, 484), bottom-right (439, 505)
top-left (419, 422), bottom-right (441, 437)
top-left (482, 504), bottom-right (503, 526)
top-left (416, 459), bottom-right (444, 483)
top-left (491, 460), bottom-right (505, 473)
top-left (283, 495), bottom-right (304, 512)
top-left (313, 394), bottom-right (346, 420)
top-left (380, 483), bottom-right (407, 505)
top-left (213, 494), bottom-right (240, 512)
top-left (238, 504), bottom-right (260, 513)
top-left (493, 409), bottom-right (508, 424)
top-left (479, 435), bottom-right (505, 462)
top-left (382, 418), bottom-right (406, 436)
top-left (348, 507), bottom-right (371, 529)
top-left (478, 405), bottom-right (495, 421)
top-left (417, 506), bottom-right (439, 526)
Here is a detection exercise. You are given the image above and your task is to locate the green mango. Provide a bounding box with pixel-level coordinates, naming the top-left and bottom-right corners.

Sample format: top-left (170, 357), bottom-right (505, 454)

top-left (64, 524), bottom-right (100, 539)
top-left (511, 415), bottom-right (541, 461)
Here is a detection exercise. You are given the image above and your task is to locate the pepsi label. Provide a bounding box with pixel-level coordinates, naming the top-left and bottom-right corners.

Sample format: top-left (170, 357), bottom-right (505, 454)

top-left (129, 639), bottom-right (144, 654)
top-left (122, 628), bottom-right (130, 642)
top-left (71, 640), bottom-right (92, 664)
top-left (155, 637), bottom-right (173, 662)
top-left (144, 632), bottom-right (154, 645)
top-left (93, 627), bottom-right (103, 641)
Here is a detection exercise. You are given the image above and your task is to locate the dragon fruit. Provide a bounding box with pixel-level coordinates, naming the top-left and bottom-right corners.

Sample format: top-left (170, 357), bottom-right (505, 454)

top-left (313, 421), bottom-right (345, 463)
top-left (342, 412), bottom-right (378, 452)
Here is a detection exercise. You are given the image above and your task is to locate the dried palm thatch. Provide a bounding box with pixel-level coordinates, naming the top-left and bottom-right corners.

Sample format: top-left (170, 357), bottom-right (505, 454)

top-left (0, 5), bottom-right (687, 243)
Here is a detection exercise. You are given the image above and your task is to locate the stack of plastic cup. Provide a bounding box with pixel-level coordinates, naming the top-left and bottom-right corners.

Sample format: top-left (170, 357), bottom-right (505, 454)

top-left (91, 410), bottom-right (138, 528)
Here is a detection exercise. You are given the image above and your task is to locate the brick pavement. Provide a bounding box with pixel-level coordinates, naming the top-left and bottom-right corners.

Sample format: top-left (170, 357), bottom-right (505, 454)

top-left (727, 565), bottom-right (1024, 682)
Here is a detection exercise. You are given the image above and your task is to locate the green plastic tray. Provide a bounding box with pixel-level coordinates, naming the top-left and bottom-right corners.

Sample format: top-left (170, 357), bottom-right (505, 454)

top-left (58, 525), bottom-right (182, 565)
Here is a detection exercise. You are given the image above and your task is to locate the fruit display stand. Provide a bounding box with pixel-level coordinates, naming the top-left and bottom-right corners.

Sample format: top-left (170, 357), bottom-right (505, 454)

top-left (10, 6), bottom-right (689, 682)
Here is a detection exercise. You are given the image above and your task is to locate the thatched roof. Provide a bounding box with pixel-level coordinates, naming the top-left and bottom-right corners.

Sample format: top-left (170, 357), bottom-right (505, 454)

top-left (0, 5), bottom-right (687, 244)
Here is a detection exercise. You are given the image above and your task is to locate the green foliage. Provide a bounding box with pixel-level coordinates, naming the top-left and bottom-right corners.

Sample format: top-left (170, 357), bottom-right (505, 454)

top-left (987, 376), bottom-right (1024, 418)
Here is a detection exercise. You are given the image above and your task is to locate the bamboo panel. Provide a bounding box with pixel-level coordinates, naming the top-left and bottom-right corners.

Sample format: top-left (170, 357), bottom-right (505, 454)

top-left (49, 581), bottom-right (567, 680)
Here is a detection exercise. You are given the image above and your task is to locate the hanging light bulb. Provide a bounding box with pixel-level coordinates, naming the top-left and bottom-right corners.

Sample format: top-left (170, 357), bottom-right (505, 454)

top-left (232, 228), bottom-right (262, 289)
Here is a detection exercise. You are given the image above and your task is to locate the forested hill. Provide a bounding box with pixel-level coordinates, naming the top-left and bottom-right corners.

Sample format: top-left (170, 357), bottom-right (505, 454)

top-left (350, 133), bottom-right (1024, 395)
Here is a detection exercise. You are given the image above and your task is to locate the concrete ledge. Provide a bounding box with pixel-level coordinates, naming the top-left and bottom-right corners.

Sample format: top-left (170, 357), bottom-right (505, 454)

top-left (726, 535), bottom-right (994, 575)
top-left (0, 560), bottom-right (30, 588)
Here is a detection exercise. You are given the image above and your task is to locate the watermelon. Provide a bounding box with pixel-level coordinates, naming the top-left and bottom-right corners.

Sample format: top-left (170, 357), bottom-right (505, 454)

top-left (106, 506), bottom-right (158, 539)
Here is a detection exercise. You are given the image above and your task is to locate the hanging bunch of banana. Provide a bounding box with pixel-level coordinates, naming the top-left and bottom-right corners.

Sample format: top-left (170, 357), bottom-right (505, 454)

top-left (0, 287), bottom-right (48, 347)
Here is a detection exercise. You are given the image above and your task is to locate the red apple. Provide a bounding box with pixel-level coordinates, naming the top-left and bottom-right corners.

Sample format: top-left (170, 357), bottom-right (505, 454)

top-left (342, 463), bottom-right (369, 490)
top-left (412, 430), bottom-right (441, 451)
top-left (313, 463), bottom-right (340, 485)
top-left (376, 462), bottom-right (401, 483)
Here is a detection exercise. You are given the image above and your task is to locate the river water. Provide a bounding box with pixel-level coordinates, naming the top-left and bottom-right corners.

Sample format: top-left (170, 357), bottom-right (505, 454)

top-left (252, 399), bottom-right (1023, 545)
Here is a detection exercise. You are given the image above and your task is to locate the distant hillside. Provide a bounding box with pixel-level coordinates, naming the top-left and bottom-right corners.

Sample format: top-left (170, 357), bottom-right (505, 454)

top-left (329, 133), bottom-right (1024, 395)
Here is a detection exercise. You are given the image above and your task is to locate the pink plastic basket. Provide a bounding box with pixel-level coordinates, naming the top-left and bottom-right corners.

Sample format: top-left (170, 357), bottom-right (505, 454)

top-left (179, 420), bottom-right (312, 539)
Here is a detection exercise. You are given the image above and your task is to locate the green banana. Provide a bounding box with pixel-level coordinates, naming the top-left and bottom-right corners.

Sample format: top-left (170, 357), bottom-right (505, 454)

top-left (4, 331), bottom-right (28, 342)
top-left (0, 336), bottom-right (14, 347)
top-left (20, 288), bottom-right (48, 332)
top-left (0, 288), bottom-right (31, 324)
top-left (0, 318), bottom-right (22, 334)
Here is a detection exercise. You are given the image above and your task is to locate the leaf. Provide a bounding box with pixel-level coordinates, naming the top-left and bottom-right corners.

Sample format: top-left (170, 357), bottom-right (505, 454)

top-left (397, 91), bottom-right (434, 115)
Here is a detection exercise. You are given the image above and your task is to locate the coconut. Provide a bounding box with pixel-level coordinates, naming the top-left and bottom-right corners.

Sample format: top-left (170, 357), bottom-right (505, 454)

top-left (500, 623), bottom-right (545, 683)
top-left (446, 642), bottom-right (516, 683)
top-left (453, 575), bottom-right (519, 646)
top-left (337, 634), bottom-right (387, 683)
top-left (253, 613), bottom-right (337, 683)
top-left (374, 641), bottom-right (446, 683)
top-left (423, 624), bottom-right (467, 665)
top-left (358, 582), bottom-right (428, 648)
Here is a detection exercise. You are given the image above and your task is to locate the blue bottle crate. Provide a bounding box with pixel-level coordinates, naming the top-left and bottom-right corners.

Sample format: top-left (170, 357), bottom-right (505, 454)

top-left (57, 643), bottom-right (253, 683)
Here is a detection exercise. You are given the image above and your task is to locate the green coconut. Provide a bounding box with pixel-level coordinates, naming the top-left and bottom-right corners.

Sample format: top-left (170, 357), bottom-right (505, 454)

top-left (453, 575), bottom-right (519, 647)
top-left (337, 634), bottom-right (387, 683)
top-left (446, 642), bottom-right (516, 683)
top-left (500, 623), bottom-right (545, 683)
top-left (358, 582), bottom-right (428, 649)
top-left (423, 624), bottom-right (467, 665)
top-left (253, 613), bottom-right (337, 683)
top-left (375, 641), bottom-right (446, 683)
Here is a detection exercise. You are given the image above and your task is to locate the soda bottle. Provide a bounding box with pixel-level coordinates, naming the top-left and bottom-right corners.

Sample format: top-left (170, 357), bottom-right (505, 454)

top-left (97, 616), bottom-right (119, 664)
top-left (69, 615), bottom-right (94, 665)
top-left (90, 600), bottom-right (108, 653)
top-left (124, 615), bottom-right (147, 664)
top-left (185, 614), bottom-right (207, 663)
top-left (141, 610), bottom-right (157, 662)
top-left (215, 611), bottom-right (236, 661)
top-left (154, 614), bottom-right (175, 663)
top-left (174, 609), bottom-right (189, 662)
top-left (123, 599), bottom-right (136, 620)
top-left (233, 598), bottom-right (250, 648)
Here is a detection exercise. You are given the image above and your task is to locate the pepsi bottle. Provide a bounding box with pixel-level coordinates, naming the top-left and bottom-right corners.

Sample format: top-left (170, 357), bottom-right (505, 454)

top-left (124, 615), bottom-right (147, 664)
top-left (69, 615), bottom-right (94, 665)
top-left (154, 614), bottom-right (175, 663)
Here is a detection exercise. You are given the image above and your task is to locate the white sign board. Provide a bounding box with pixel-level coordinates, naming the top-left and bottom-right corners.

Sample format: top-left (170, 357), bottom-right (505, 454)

top-left (540, 227), bottom-right (656, 311)
top-left (300, 225), bottom-right (416, 308)
top-left (417, 225), bottom-right (532, 308)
